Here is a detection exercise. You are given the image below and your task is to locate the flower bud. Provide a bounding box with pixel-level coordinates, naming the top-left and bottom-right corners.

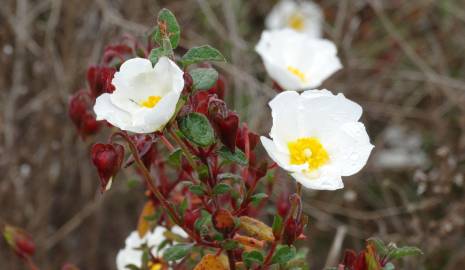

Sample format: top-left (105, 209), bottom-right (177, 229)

top-left (103, 44), bottom-right (133, 65)
top-left (236, 125), bottom-right (259, 152)
top-left (282, 218), bottom-right (303, 245)
top-left (212, 112), bottom-right (239, 152)
top-left (87, 66), bottom-right (116, 97)
top-left (212, 209), bottom-right (236, 234)
top-left (207, 75), bottom-right (226, 100)
top-left (68, 90), bottom-right (101, 138)
top-left (125, 134), bottom-right (155, 169)
top-left (184, 209), bottom-right (200, 231)
top-left (3, 225), bottom-right (35, 258)
top-left (276, 193), bottom-right (291, 217)
top-left (91, 143), bottom-right (124, 193)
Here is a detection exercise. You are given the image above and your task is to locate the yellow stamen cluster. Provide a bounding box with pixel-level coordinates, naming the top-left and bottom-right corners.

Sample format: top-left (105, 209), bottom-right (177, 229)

top-left (288, 137), bottom-right (329, 171)
top-left (148, 262), bottom-right (163, 270)
top-left (141, 95), bottom-right (162, 108)
top-left (287, 66), bottom-right (307, 82)
top-left (288, 13), bottom-right (305, 31)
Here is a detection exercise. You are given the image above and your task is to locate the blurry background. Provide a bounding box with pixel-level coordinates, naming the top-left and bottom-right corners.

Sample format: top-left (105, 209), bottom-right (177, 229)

top-left (1, 0), bottom-right (465, 269)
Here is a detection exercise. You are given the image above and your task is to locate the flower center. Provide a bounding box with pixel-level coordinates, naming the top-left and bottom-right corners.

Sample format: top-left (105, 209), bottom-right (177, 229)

top-left (288, 137), bottom-right (329, 171)
top-left (148, 262), bottom-right (163, 270)
top-left (288, 13), bottom-right (305, 31)
top-left (141, 96), bottom-right (162, 108)
top-left (287, 66), bottom-right (307, 82)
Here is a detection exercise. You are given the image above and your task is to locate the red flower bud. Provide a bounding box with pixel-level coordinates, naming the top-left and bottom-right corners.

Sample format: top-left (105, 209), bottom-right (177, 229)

top-left (212, 112), bottom-right (239, 152)
top-left (68, 90), bottom-right (101, 139)
top-left (184, 209), bottom-right (200, 231)
top-left (87, 66), bottom-right (116, 97)
top-left (191, 91), bottom-right (211, 115)
top-left (3, 225), bottom-right (35, 258)
top-left (207, 75), bottom-right (226, 100)
top-left (236, 125), bottom-right (259, 152)
top-left (212, 209), bottom-right (236, 234)
top-left (103, 44), bottom-right (134, 65)
top-left (276, 193), bottom-right (291, 217)
top-left (91, 143), bottom-right (124, 193)
top-left (282, 218), bottom-right (304, 245)
top-left (125, 134), bottom-right (155, 169)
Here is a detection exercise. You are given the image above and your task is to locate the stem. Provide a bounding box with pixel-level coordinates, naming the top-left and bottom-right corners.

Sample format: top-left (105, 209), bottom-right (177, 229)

top-left (112, 133), bottom-right (183, 230)
top-left (262, 242), bottom-right (277, 268)
top-left (167, 126), bottom-right (198, 171)
top-left (159, 134), bottom-right (175, 152)
top-left (226, 250), bottom-right (236, 270)
top-left (111, 132), bottom-right (218, 248)
top-left (24, 256), bottom-right (39, 270)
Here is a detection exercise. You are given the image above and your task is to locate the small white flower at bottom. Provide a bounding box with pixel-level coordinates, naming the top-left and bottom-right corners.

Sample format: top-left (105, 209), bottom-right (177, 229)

top-left (116, 226), bottom-right (187, 270)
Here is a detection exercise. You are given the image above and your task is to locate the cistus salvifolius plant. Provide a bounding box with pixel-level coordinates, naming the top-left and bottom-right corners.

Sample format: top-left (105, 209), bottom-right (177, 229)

top-left (59, 5), bottom-right (423, 270)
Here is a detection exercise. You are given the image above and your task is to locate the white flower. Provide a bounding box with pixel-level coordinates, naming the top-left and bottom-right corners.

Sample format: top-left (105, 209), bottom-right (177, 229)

top-left (255, 29), bottom-right (342, 91)
top-left (266, 0), bottom-right (323, 37)
top-left (261, 90), bottom-right (373, 190)
top-left (116, 226), bottom-right (187, 270)
top-left (94, 57), bottom-right (184, 133)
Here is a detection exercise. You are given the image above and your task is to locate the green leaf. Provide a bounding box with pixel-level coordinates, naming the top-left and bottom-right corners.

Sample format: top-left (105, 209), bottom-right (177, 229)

top-left (222, 239), bottom-right (239, 251)
top-left (243, 250), bottom-right (264, 268)
top-left (167, 148), bottom-right (183, 167)
top-left (189, 184), bottom-right (205, 196)
top-left (272, 215), bottom-right (283, 237)
top-left (189, 68), bottom-right (218, 90)
top-left (148, 47), bottom-right (167, 65)
top-left (388, 246), bottom-right (423, 260)
top-left (162, 244), bottom-right (193, 261)
top-left (181, 45), bottom-right (226, 67)
top-left (178, 112), bottom-right (215, 147)
top-left (367, 238), bottom-right (388, 256)
top-left (194, 210), bottom-right (211, 231)
top-left (124, 264), bottom-right (140, 270)
top-left (178, 197), bottom-right (188, 216)
top-left (250, 193), bottom-right (268, 206)
top-left (212, 183), bottom-right (231, 195)
top-left (271, 245), bottom-right (296, 265)
top-left (217, 173), bottom-right (242, 182)
top-left (153, 8), bottom-right (180, 49)
top-left (218, 146), bottom-right (248, 166)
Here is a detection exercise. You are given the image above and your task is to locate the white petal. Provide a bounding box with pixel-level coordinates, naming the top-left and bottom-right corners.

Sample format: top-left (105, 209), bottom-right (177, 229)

top-left (115, 57), bottom-right (153, 82)
top-left (116, 248), bottom-right (143, 270)
top-left (171, 225), bottom-right (188, 238)
top-left (94, 93), bottom-right (133, 130)
top-left (300, 89), bottom-right (333, 99)
top-left (327, 122), bottom-right (374, 176)
top-left (291, 165), bottom-right (344, 190)
top-left (299, 92), bottom-right (363, 135)
top-left (154, 56), bottom-right (185, 95)
top-left (268, 91), bottom-right (301, 149)
top-left (133, 90), bottom-right (181, 133)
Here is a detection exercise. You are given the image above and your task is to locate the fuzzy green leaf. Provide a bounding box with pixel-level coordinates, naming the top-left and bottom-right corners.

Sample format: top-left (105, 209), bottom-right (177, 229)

top-left (189, 68), bottom-right (218, 90)
top-left (181, 45), bottom-right (226, 67)
top-left (153, 8), bottom-right (180, 49)
top-left (178, 112), bottom-right (215, 147)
